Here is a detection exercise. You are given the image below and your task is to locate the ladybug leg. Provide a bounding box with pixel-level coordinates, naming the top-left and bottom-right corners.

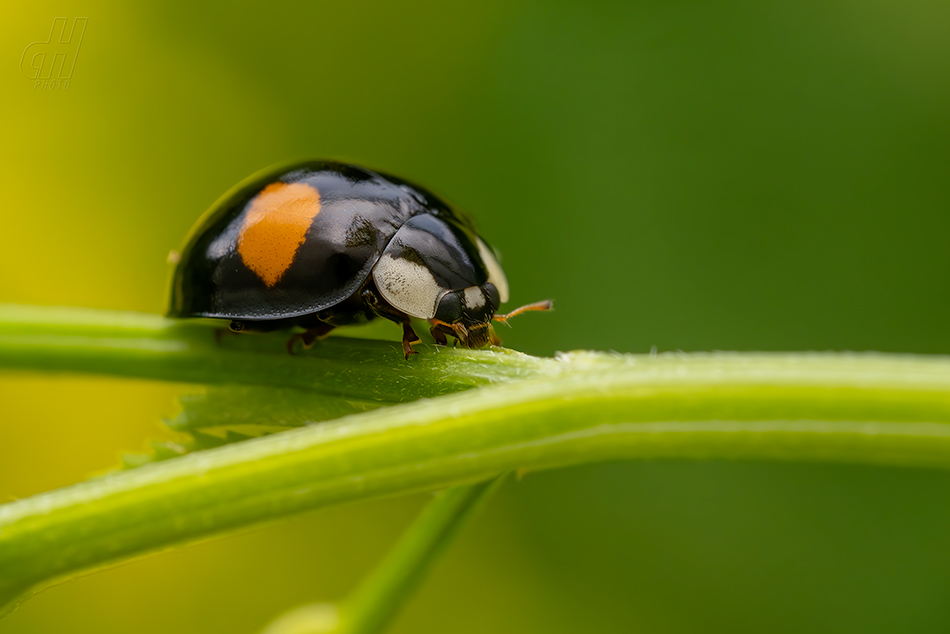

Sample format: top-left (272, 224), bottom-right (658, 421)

top-left (429, 325), bottom-right (448, 346)
top-left (214, 320), bottom-right (253, 345)
top-left (362, 286), bottom-right (422, 359)
top-left (286, 322), bottom-right (335, 354)
top-left (401, 322), bottom-right (421, 358)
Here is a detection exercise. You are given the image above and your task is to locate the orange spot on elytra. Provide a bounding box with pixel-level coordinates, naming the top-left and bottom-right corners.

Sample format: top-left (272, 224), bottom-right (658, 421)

top-left (238, 182), bottom-right (321, 287)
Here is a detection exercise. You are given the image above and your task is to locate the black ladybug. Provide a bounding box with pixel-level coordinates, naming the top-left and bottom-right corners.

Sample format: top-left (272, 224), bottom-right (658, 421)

top-left (168, 161), bottom-right (551, 357)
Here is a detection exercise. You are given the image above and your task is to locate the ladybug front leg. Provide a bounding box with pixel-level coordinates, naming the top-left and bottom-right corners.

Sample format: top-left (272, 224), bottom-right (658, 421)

top-left (362, 286), bottom-right (420, 359)
top-left (429, 325), bottom-right (448, 346)
top-left (401, 322), bottom-right (421, 358)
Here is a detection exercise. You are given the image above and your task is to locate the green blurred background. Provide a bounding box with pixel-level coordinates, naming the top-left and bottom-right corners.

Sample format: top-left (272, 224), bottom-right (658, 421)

top-left (2, 1), bottom-right (950, 632)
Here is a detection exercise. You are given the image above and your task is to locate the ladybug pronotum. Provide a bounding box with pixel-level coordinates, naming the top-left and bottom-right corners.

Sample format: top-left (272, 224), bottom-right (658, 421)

top-left (168, 161), bottom-right (551, 357)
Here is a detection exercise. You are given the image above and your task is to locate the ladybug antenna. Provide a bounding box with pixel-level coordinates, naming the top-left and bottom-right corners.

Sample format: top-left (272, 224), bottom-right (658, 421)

top-left (493, 300), bottom-right (553, 325)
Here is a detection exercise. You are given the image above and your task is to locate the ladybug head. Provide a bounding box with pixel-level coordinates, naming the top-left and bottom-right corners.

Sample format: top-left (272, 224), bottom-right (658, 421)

top-left (431, 282), bottom-right (502, 348)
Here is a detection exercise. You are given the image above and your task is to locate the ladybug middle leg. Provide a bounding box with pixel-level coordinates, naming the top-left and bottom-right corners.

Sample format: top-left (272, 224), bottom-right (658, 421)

top-left (286, 322), bottom-right (335, 354)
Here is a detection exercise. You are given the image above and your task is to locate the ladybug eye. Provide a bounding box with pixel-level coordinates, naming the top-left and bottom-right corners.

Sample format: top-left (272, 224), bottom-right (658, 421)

top-left (435, 291), bottom-right (463, 323)
top-left (476, 238), bottom-right (509, 304)
top-left (484, 283), bottom-right (501, 311)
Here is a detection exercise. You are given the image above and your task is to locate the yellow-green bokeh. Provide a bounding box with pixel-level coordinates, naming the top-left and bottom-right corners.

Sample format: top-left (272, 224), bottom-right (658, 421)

top-left (2, 1), bottom-right (950, 632)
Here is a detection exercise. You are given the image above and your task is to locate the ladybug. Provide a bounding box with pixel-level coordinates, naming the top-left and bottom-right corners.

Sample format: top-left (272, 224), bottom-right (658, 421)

top-left (168, 160), bottom-right (551, 357)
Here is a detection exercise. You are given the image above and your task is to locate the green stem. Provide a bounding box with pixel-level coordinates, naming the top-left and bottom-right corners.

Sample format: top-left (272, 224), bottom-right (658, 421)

top-left (4, 305), bottom-right (950, 615)
top-left (257, 478), bottom-right (505, 634)
top-left (0, 304), bottom-right (558, 400)
top-left (340, 476), bottom-right (506, 634)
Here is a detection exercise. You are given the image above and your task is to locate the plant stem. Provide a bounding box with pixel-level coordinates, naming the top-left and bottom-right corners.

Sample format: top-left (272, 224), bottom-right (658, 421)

top-left (339, 476), bottom-right (506, 634)
top-left (5, 305), bottom-right (950, 615)
top-left (257, 478), bottom-right (505, 634)
top-left (0, 304), bottom-right (559, 400)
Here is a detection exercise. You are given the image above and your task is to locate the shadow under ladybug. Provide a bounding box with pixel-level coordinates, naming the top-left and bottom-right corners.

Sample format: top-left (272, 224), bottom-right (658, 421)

top-left (168, 161), bottom-right (551, 358)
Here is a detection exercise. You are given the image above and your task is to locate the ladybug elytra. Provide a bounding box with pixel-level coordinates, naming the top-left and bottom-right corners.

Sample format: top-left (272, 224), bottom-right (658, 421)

top-left (167, 161), bottom-right (550, 357)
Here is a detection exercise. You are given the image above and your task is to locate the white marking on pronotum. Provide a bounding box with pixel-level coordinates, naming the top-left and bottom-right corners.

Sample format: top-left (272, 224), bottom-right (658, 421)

top-left (373, 253), bottom-right (443, 319)
top-left (476, 237), bottom-right (509, 303)
top-left (464, 286), bottom-right (486, 309)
